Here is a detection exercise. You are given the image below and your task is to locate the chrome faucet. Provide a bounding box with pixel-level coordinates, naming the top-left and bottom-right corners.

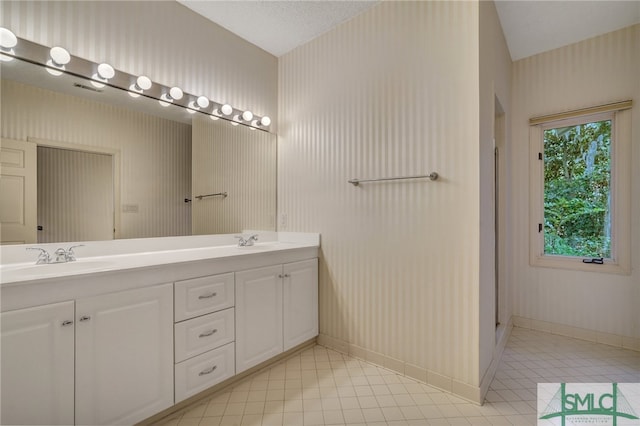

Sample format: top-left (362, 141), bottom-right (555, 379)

top-left (26, 247), bottom-right (52, 264)
top-left (235, 234), bottom-right (258, 247)
top-left (26, 245), bottom-right (84, 264)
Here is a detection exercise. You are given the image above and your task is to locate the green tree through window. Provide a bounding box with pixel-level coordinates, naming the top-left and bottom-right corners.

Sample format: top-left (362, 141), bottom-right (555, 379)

top-left (543, 119), bottom-right (611, 258)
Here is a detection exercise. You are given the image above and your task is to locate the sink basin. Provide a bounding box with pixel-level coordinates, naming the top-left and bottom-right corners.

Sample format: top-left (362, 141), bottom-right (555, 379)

top-left (1, 260), bottom-right (115, 281)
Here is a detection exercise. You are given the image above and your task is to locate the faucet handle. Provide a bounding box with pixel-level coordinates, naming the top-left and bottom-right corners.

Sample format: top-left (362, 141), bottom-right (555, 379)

top-left (66, 244), bottom-right (84, 261)
top-left (26, 247), bottom-right (51, 264)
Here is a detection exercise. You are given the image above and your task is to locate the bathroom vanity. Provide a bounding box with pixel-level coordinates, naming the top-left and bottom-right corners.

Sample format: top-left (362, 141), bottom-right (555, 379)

top-left (0, 232), bottom-right (319, 425)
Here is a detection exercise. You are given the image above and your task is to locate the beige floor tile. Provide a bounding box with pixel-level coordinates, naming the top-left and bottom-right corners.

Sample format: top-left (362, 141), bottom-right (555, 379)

top-left (163, 329), bottom-right (639, 426)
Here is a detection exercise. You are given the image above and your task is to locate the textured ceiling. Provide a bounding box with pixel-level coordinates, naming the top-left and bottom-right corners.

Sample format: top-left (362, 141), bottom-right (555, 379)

top-left (495, 0), bottom-right (640, 60)
top-left (176, 0), bottom-right (380, 57)
top-left (178, 0), bottom-right (640, 61)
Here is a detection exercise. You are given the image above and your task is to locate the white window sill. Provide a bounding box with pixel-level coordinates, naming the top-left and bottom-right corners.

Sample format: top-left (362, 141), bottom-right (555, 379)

top-left (530, 254), bottom-right (630, 275)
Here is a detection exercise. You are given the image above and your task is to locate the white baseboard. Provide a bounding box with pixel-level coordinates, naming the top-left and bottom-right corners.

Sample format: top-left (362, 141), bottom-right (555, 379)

top-left (512, 315), bottom-right (640, 351)
top-left (317, 334), bottom-right (485, 405)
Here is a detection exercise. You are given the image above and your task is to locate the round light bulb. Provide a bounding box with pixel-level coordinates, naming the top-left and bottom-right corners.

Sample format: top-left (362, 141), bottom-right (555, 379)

top-left (242, 110), bottom-right (253, 121)
top-left (90, 74), bottom-right (106, 88)
top-left (220, 104), bottom-right (233, 115)
top-left (159, 94), bottom-right (172, 107)
top-left (196, 96), bottom-right (210, 109)
top-left (45, 60), bottom-right (64, 76)
top-left (260, 116), bottom-right (271, 127)
top-left (0, 27), bottom-right (18, 49)
top-left (169, 86), bottom-right (183, 100)
top-left (0, 52), bottom-right (15, 62)
top-left (97, 63), bottom-right (115, 79)
top-left (50, 46), bottom-right (70, 65)
top-left (136, 75), bottom-right (152, 90)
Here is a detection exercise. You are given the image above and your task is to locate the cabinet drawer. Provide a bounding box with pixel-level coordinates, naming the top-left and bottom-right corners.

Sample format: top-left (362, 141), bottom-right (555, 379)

top-left (175, 273), bottom-right (234, 321)
top-left (175, 342), bottom-right (235, 403)
top-left (175, 308), bottom-right (235, 363)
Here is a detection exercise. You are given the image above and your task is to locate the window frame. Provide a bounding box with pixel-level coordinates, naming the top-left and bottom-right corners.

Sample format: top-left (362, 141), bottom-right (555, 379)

top-left (529, 108), bottom-right (631, 275)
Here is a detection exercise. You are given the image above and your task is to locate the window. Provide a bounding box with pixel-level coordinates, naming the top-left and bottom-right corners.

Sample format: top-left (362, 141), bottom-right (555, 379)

top-left (529, 103), bottom-right (631, 274)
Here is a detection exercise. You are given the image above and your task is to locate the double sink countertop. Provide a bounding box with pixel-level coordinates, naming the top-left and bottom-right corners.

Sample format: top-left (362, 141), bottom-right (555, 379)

top-left (0, 232), bottom-right (320, 311)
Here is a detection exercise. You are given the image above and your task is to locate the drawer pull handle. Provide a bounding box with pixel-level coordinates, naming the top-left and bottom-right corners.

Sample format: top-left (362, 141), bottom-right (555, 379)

top-left (198, 292), bottom-right (217, 300)
top-left (199, 365), bottom-right (217, 376)
top-left (199, 329), bottom-right (218, 338)
top-left (79, 315), bottom-right (91, 322)
top-left (61, 320), bottom-right (74, 327)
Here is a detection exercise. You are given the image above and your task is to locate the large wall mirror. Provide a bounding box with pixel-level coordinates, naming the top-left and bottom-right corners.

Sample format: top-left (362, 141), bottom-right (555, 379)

top-left (0, 56), bottom-right (276, 245)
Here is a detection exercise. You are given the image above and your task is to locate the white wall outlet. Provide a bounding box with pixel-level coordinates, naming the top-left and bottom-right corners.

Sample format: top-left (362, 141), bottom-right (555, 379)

top-left (279, 213), bottom-right (288, 228)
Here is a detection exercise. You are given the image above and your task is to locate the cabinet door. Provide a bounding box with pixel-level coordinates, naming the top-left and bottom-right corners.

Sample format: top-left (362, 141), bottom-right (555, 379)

top-left (283, 259), bottom-right (319, 351)
top-left (1, 301), bottom-right (74, 425)
top-left (235, 265), bottom-right (283, 373)
top-left (75, 284), bottom-right (173, 426)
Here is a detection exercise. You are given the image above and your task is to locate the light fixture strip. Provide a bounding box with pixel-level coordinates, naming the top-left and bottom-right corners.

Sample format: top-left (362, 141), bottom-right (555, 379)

top-left (0, 32), bottom-right (272, 132)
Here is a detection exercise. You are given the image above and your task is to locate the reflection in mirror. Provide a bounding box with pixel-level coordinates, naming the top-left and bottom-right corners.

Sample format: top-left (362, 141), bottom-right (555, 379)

top-left (37, 146), bottom-right (114, 243)
top-left (0, 57), bottom-right (276, 245)
top-left (192, 115), bottom-right (276, 234)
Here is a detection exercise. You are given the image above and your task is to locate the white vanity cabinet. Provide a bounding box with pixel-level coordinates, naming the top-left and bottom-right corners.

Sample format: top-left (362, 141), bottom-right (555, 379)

top-left (235, 264), bottom-right (284, 373)
top-left (236, 258), bottom-right (318, 373)
top-left (283, 259), bottom-right (319, 351)
top-left (1, 284), bottom-right (173, 426)
top-left (0, 233), bottom-right (320, 425)
top-left (75, 283), bottom-right (174, 425)
top-left (1, 301), bottom-right (75, 426)
top-left (174, 273), bottom-right (236, 403)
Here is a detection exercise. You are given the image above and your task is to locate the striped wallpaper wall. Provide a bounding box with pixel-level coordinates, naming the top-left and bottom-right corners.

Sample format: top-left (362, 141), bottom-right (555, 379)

top-left (278, 1), bottom-right (482, 398)
top-left (37, 147), bottom-right (114, 243)
top-left (0, 1), bottom-right (277, 129)
top-left (510, 26), bottom-right (640, 338)
top-left (2, 79), bottom-right (192, 239)
top-left (192, 115), bottom-right (276, 235)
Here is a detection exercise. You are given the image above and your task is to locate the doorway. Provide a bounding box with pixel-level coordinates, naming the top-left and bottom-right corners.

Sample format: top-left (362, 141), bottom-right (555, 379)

top-left (37, 145), bottom-right (116, 243)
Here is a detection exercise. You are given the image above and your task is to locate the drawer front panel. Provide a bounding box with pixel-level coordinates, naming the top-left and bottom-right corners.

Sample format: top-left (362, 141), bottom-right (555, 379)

top-left (175, 273), bottom-right (234, 321)
top-left (175, 342), bottom-right (235, 403)
top-left (175, 308), bottom-right (235, 363)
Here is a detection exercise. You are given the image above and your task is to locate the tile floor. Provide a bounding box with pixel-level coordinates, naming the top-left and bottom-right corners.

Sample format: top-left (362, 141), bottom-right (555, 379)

top-left (158, 327), bottom-right (640, 426)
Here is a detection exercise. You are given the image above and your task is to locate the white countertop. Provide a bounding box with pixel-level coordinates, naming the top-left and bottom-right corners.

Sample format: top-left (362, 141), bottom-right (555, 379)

top-left (0, 232), bottom-right (320, 287)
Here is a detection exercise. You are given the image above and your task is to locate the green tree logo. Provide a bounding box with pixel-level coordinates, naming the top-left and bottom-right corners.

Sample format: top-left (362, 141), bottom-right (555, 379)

top-left (540, 383), bottom-right (639, 425)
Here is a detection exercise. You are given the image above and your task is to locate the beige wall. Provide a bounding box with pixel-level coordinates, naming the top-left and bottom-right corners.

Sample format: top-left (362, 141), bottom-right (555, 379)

top-left (1, 80), bottom-right (192, 239)
top-left (509, 26), bottom-right (640, 340)
top-left (278, 1), bottom-right (483, 399)
top-left (478, 0), bottom-right (512, 392)
top-left (0, 0), bottom-right (277, 130)
top-left (192, 115), bottom-right (276, 234)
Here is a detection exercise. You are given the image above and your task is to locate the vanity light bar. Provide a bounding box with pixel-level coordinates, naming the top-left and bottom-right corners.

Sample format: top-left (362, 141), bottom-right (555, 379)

top-left (0, 28), bottom-right (272, 131)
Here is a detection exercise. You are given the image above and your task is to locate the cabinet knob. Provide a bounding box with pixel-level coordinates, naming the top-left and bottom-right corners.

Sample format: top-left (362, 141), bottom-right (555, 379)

top-left (198, 292), bottom-right (217, 300)
top-left (79, 315), bottom-right (91, 322)
top-left (278, 274), bottom-right (283, 278)
top-left (199, 365), bottom-right (217, 376)
top-left (199, 329), bottom-right (218, 338)
top-left (61, 320), bottom-right (74, 327)
top-left (284, 274), bottom-right (290, 278)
